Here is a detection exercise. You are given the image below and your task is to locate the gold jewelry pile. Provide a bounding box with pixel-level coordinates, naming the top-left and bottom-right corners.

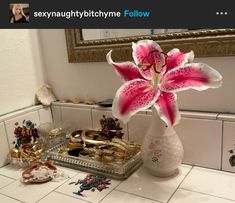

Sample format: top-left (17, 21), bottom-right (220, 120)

top-left (9, 142), bottom-right (44, 163)
top-left (58, 130), bottom-right (140, 163)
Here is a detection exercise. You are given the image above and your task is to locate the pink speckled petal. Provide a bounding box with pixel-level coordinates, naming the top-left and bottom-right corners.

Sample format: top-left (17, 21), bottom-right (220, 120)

top-left (106, 50), bottom-right (148, 81)
top-left (154, 92), bottom-right (180, 126)
top-left (112, 79), bottom-right (159, 123)
top-left (165, 48), bottom-right (194, 73)
top-left (132, 40), bottom-right (164, 79)
top-left (160, 63), bottom-right (223, 92)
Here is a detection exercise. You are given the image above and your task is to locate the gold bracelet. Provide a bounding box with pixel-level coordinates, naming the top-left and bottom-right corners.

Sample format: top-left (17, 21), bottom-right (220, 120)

top-left (70, 130), bottom-right (83, 143)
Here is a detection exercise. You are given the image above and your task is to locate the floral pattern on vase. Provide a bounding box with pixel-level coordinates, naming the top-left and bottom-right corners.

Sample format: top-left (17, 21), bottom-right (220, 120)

top-left (141, 108), bottom-right (184, 177)
top-left (149, 141), bottom-right (162, 163)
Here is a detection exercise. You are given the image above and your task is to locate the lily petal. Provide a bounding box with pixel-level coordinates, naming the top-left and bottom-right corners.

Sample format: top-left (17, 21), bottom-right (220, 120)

top-left (106, 50), bottom-right (147, 81)
top-left (165, 49), bottom-right (194, 73)
top-left (132, 40), bottom-right (164, 79)
top-left (160, 63), bottom-right (223, 92)
top-left (154, 92), bottom-right (180, 126)
top-left (112, 79), bottom-right (159, 123)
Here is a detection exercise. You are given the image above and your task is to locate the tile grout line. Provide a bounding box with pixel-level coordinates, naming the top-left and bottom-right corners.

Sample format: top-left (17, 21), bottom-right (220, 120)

top-left (54, 191), bottom-right (92, 203)
top-left (177, 165), bottom-right (194, 181)
top-left (193, 165), bottom-right (219, 171)
top-left (49, 107), bottom-right (53, 122)
top-left (216, 113), bottom-right (220, 120)
top-left (114, 189), bottom-right (164, 203)
top-left (35, 171), bottom-right (79, 203)
top-left (60, 106), bottom-right (63, 124)
top-left (0, 191), bottom-right (26, 203)
top-left (90, 108), bottom-right (94, 129)
top-left (55, 191), bottom-right (92, 203)
top-left (0, 106), bottom-right (43, 123)
top-left (98, 180), bottom-right (123, 203)
top-left (0, 178), bottom-right (17, 190)
top-left (37, 110), bottom-right (41, 125)
top-left (51, 106), bottom-right (55, 122)
top-left (180, 116), bottom-right (217, 121)
top-left (54, 102), bottom-right (221, 120)
top-left (220, 120), bottom-right (224, 170)
top-left (186, 165), bottom-right (232, 174)
top-left (166, 166), bottom-right (194, 203)
top-left (0, 177), bottom-right (29, 201)
top-left (3, 121), bottom-right (11, 152)
top-left (179, 188), bottom-right (235, 202)
top-left (0, 173), bottom-right (17, 181)
top-left (53, 103), bottom-right (235, 121)
top-left (184, 165), bottom-right (194, 177)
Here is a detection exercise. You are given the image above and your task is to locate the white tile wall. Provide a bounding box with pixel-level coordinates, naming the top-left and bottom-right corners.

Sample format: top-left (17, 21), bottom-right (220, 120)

top-left (51, 105), bottom-right (62, 124)
top-left (222, 121), bottom-right (235, 172)
top-left (0, 105), bottom-right (53, 167)
top-left (52, 102), bottom-right (95, 109)
top-left (0, 122), bottom-right (10, 167)
top-left (2, 103), bottom-right (235, 173)
top-left (4, 111), bottom-right (40, 149)
top-left (180, 111), bottom-right (218, 120)
top-left (0, 106), bottom-right (42, 123)
top-left (175, 118), bottom-right (222, 169)
top-left (128, 113), bottom-right (152, 144)
top-left (56, 104), bottom-right (226, 170)
top-left (92, 109), bottom-right (129, 140)
top-left (218, 113), bottom-right (235, 122)
top-left (61, 107), bottom-right (92, 131)
top-left (38, 107), bottom-right (53, 124)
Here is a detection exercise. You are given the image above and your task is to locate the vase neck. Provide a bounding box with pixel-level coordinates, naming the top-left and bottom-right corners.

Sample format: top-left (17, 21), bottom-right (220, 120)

top-left (151, 107), bottom-right (165, 126)
top-left (150, 107), bottom-right (175, 136)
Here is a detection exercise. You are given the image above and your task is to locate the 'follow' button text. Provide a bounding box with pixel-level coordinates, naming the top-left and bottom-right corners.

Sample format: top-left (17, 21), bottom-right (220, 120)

top-left (123, 10), bottom-right (150, 17)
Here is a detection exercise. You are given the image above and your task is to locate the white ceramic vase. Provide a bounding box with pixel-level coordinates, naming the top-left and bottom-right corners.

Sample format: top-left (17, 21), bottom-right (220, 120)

top-left (141, 108), bottom-right (184, 177)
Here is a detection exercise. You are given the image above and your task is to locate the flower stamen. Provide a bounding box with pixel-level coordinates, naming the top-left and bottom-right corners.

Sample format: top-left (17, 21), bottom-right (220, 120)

top-left (138, 49), bottom-right (167, 74)
top-left (161, 51), bottom-right (168, 67)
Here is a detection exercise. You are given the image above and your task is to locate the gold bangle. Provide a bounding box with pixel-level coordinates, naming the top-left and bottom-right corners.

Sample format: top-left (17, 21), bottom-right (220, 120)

top-left (70, 130), bottom-right (83, 143)
top-left (67, 142), bottom-right (83, 150)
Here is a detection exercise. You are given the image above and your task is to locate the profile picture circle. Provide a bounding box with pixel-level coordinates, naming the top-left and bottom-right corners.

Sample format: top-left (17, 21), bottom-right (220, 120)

top-left (10, 3), bottom-right (29, 23)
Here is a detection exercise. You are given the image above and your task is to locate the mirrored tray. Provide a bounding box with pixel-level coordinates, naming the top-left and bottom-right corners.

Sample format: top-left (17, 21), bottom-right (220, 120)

top-left (46, 141), bottom-right (143, 180)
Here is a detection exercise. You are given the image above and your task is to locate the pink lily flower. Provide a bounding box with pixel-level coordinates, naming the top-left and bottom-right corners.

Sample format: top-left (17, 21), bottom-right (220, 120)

top-left (107, 40), bottom-right (222, 126)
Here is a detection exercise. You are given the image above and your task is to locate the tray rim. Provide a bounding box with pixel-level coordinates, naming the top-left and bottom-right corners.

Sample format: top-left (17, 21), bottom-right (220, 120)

top-left (46, 140), bottom-right (143, 180)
